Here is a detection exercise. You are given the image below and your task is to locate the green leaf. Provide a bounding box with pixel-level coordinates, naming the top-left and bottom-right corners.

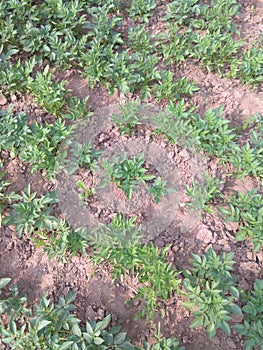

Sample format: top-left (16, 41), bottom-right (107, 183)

top-left (58, 341), bottom-right (75, 350)
top-left (72, 324), bottom-right (82, 337)
top-left (114, 332), bottom-right (127, 345)
top-left (94, 336), bottom-right (104, 345)
top-left (0, 278), bottom-right (11, 289)
top-left (235, 230), bottom-right (247, 241)
top-left (9, 320), bottom-right (17, 335)
top-left (190, 317), bottom-right (203, 328)
top-left (181, 301), bottom-right (196, 311)
top-left (229, 286), bottom-right (240, 299)
top-left (221, 320), bottom-right (231, 335)
top-left (94, 315), bottom-right (111, 333)
top-left (36, 319), bottom-right (52, 332)
top-left (230, 303), bottom-right (242, 315)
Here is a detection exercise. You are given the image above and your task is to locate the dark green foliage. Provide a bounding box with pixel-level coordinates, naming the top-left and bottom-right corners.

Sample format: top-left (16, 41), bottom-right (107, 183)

top-left (182, 248), bottom-right (242, 338)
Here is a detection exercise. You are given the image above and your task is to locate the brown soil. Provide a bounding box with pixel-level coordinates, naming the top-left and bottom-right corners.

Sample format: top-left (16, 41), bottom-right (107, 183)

top-left (1, 1), bottom-right (263, 349)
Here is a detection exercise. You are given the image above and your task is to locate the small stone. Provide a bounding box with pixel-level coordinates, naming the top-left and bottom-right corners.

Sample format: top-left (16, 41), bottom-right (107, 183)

top-left (86, 306), bottom-right (97, 320)
top-left (196, 226), bottom-right (214, 243)
top-left (10, 94), bottom-right (17, 102)
top-left (211, 336), bottom-right (220, 345)
top-left (256, 251), bottom-right (263, 263)
top-left (226, 337), bottom-right (237, 349)
top-left (179, 149), bottom-right (190, 160)
top-left (246, 251), bottom-right (256, 261)
top-left (62, 287), bottom-right (70, 295)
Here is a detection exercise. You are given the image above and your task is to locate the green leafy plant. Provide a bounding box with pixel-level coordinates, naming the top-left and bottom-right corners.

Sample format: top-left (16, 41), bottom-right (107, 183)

top-left (69, 140), bottom-right (103, 174)
top-left (147, 177), bottom-right (175, 204)
top-left (226, 135), bottom-right (263, 179)
top-left (0, 108), bottom-right (31, 157)
top-left (152, 100), bottom-right (197, 149)
top-left (128, 0), bottom-right (156, 23)
top-left (33, 220), bottom-right (89, 262)
top-left (64, 96), bottom-right (92, 121)
top-left (0, 278), bottom-right (182, 350)
top-left (191, 106), bottom-right (237, 157)
top-left (182, 248), bottom-right (242, 338)
top-left (19, 118), bottom-right (72, 179)
top-left (186, 173), bottom-right (224, 213)
top-left (91, 241), bottom-right (181, 321)
top-left (234, 279), bottom-right (263, 350)
top-left (29, 65), bottom-right (67, 116)
top-left (110, 100), bottom-right (145, 135)
top-left (230, 47), bottom-right (263, 86)
top-left (0, 172), bottom-right (20, 227)
top-left (152, 71), bottom-right (199, 101)
top-left (76, 180), bottom-right (96, 202)
top-left (218, 189), bottom-right (263, 252)
top-left (3, 184), bottom-right (59, 237)
top-left (101, 153), bottom-right (155, 200)
top-left (140, 326), bottom-right (185, 350)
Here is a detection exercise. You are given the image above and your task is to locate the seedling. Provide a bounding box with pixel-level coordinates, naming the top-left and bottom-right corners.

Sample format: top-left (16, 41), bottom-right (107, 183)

top-left (102, 153), bottom-right (155, 200)
top-left (76, 180), bottom-right (96, 202)
top-left (147, 177), bottom-right (175, 204)
top-left (186, 173), bottom-right (224, 213)
top-left (110, 100), bottom-right (145, 135)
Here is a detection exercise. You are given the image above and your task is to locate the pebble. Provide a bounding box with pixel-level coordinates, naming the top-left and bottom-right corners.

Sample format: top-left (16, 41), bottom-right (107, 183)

top-left (178, 149), bottom-right (190, 161)
top-left (256, 251), bottom-right (263, 263)
top-left (226, 337), bottom-right (237, 349)
top-left (196, 226), bottom-right (214, 243)
top-left (10, 94), bottom-right (17, 102)
top-left (211, 336), bottom-right (220, 345)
